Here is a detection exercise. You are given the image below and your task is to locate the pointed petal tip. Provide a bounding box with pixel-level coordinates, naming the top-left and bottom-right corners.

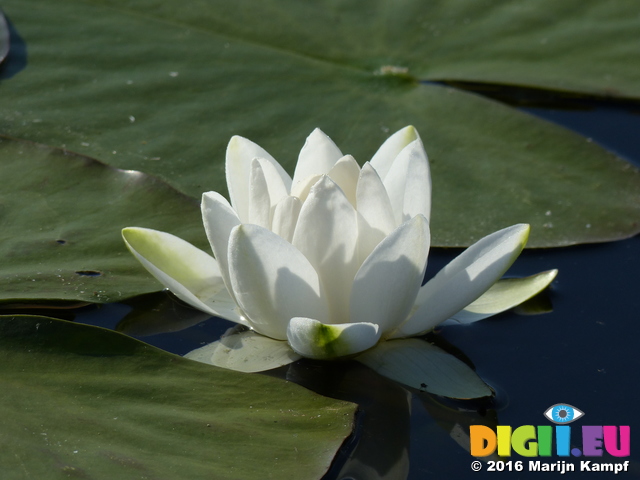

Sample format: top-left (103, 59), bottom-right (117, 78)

top-left (226, 134), bottom-right (247, 149)
top-left (304, 128), bottom-right (332, 145)
top-left (310, 127), bottom-right (327, 136)
top-left (121, 226), bottom-right (158, 246)
top-left (498, 223), bottom-right (531, 249)
top-left (201, 190), bottom-right (227, 203)
top-left (200, 190), bottom-right (215, 203)
top-left (121, 226), bottom-right (137, 237)
top-left (516, 223), bottom-right (531, 247)
top-left (402, 124), bottom-right (419, 139)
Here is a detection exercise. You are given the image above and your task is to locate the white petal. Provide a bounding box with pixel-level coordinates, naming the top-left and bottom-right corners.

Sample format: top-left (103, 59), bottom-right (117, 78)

top-left (350, 215), bottom-right (430, 335)
top-left (383, 138), bottom-right (431, 224)
top-left (287, 317), bottom-right (381, 360)
top-left (290, 173), bottom-right (322, 201)
top-left (356, 339), bottom-right (493, 399)
top-left (370, 126), bottom-right (420, 181)
top-left (247, 159), bottom-right (272, 229)
top-left (185, 329), bottom-right (300, 372)
top-left (391, 224), bottom-right (530, 338)
top-left (292, 176), bottom-right (359, 323)
top-left (122, 227), bottom-right (241, 322)
top-left (327, 155), bottom-right (361, 207)
top-left (247, 156), bottom-right (292, 230)
top-left (256, 157), bottom-right (289, 209)
top-left (271, 195), bottom-right (302, 243)
top-left (228, 224), bottom-right (329, 340)
top-left (201, 192), bottom-right (241, 303)
top-left (356, 162), bottom-right (397, 262)
top-left (226, 135), bottom-right (291, 222)
top-left (445, 269), bottom-right (558, 325)
top-left (292, 128), bottom-right (343, 190)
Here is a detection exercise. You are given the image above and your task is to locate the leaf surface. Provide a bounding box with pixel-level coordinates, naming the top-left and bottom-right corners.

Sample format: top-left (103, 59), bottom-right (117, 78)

top-left (0, 315), bottom-right (355, 480)
top-left (0, 136), bottom-right (204, 302)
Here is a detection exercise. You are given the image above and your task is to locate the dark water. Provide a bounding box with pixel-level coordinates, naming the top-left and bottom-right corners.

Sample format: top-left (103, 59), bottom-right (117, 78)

top-left (69, 94), bottom-right (640, 479)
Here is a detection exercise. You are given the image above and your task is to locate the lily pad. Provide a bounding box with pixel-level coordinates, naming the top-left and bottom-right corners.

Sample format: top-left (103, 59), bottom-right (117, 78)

top-left (0, 315), bottom-right (355, 480)
top-left (1, 0), bottom-right (640, 246)
top-left (0, 136), bottom-right (205, 303)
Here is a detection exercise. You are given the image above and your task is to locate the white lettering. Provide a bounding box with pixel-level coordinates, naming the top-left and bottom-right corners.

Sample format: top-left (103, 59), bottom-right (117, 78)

top-left (581, 461), bottom-right (630, 474)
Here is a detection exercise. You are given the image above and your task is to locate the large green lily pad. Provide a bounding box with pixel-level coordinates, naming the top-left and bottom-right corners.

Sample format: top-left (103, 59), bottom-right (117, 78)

top-left (0, 136), bottom-right (205, 303)
top-left (0, 315), bottom-right (355, 479)
top-left (1, 0), bottom-right (640, 247)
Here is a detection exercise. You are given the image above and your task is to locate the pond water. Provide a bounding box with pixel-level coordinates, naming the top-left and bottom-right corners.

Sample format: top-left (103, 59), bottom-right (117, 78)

top-left (63, 93), bottom-right (640, 479)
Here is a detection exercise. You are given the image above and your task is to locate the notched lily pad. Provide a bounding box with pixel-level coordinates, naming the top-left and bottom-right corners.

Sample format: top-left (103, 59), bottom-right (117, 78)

top-left (0, 314), bottom-right (355, 480)
top-left (0, 135), bottom-right (207, 303)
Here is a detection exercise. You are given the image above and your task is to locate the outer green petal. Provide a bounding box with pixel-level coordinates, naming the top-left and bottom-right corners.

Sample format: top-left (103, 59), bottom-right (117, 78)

top-left (122, 227), bottom-right (241, 322)
top-left (391, 224), bottom-right (530, 338)
top-left (292, 176), bottom-right (359, 324)
top-left (287, 317), bottom-right (381, 360)
top-left (350, 215), bottom-right (430, 336)
top-left (356, 339), bottom-right (492, 399)
top-left (445, 269), bottom-right (558, 325)
top-left (228, 224), bottom-right (329, 340)
top-left (292, 128), bottom-right (343, 190)
top-left (369, 126), bottom-right (420, 181)
top-left (184, 330), bottom-right (300, 373)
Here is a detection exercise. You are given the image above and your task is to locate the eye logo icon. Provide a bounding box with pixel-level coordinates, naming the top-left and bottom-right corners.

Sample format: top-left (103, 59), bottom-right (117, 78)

top-left (544, 404), bottom-right (585, 424)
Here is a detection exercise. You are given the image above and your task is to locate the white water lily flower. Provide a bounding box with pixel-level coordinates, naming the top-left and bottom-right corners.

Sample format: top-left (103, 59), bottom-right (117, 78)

top-left (123, 127), bottom-right (557, 398)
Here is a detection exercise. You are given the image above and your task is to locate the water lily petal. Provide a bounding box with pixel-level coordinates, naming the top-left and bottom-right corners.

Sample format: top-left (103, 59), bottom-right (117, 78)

top-left (356, 338), bottom-right (492, 399)
top-left (351, 215), bottom-right (430, 335)
top-left (256, 157), bottom-right (290, 209)
top-left (201, 191), bottom-right (241, 302)
top-left (122, 227), bottom-right (241, 322)
top-left (229, 224), bottom-right (329, 340)
top-left (292, 128), bottom-right (343, 190)
top-left (292, 176), bottom-right (358, 324)
top-left (444, 269), bottom-right (558, 325)
top-left (290, 173), bottom-right (322, 201)
top-left (185, 329), bottom-right (300, 373)
top-left (327, 155), bottom-right (361, 207)
top-left (247, 157), bottom-right (290, 229)
top-left (391, 224), bottom-right (530, 338)
top-left (370, 125), bottom-right (420, 181)
top-left (356, 162), bottom-right (397, 262)
top-left (383, 138), bottom-right (431, 224)
top-left (226, 135), bottom-right (291, 222)
top-left (247, 159), bottom-right (272, 229)
top-left (287, 317), bottom-right (381, 360)
top-left (271, 195), bottom-right (302, 243)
